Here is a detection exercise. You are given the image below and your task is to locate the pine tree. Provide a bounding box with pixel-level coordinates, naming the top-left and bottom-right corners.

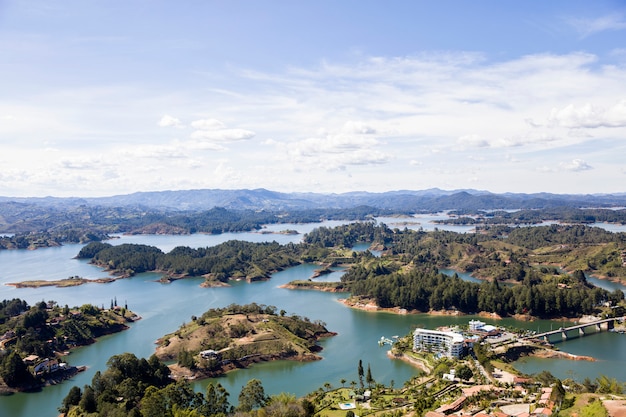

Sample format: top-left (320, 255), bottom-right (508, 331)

top-left (358, 359), bottom-right (364, 389)
top-left (366, 363), bottom-right (374, 388)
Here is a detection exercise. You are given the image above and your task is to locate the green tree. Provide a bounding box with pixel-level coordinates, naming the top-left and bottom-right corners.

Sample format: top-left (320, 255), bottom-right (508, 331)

top-left (0, 351), bottom-right (32, 387)
top-left (200, 382), bottom-right (231, 416)
top-left (58, 385), bottom-right (81, 413)
top-left (79, 385), bottom-right (97, 413)
top-left (237, 379), bottom-right (268, 412)
top-left (596, 375), bottom-right (624, 394)
top-left (263, 392), bottom-right (306, 417)
top-left (178, 347), bottom-right (196, 369)
top-left (455, 364), bottom-right (474, 381)
top-left (366, 363), bottom-right (374, 388)
top-left (172, 404), bottom-right (202, 417)
top-left (163, 380), bottom-right (205, 411)
top-left (140, 385), bottom-right (168, 417)
top-left (358, 359), bottom-right (364, 389)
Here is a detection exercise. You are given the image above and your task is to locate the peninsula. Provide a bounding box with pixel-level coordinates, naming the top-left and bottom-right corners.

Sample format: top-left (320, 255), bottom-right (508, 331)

top-left (0, 298), bottom-right (139, 393)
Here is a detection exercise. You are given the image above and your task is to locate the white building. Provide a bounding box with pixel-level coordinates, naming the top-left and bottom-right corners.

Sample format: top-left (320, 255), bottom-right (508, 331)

top-left (469, 319), bottom-right (485, 331)
top-left (413, 328), bottom-right (465, 358)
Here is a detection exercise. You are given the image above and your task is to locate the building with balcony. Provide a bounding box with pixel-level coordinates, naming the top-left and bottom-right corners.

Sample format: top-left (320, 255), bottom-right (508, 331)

top-left (413, 328), bottom-right (465, 358)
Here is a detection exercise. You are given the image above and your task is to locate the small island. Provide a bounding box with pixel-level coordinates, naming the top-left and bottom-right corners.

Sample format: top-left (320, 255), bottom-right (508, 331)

top-left (154, 303), bottom-right (335, 380)
top-left (6, 275), bottom-right (116, 288)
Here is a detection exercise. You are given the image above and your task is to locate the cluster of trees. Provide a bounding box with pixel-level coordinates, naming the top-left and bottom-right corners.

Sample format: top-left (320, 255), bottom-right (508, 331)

top-left (79, 241), bottom-right (305, 281)
top-left (0, 351), bottom-right (34, 387)
top-left (303, 221), bottom-right (394, 248)
top-left (343, 264), bottom-right (624, 318)
top-left (0, 298), bottom-right (29, 324)
top-left (60, 352), bottom-right (315, 417)
top-left (504, 224), bottom-right (626, 250)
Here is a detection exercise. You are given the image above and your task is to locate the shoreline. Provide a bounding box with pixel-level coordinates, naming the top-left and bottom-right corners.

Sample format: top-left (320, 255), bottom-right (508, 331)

top-left (386, 351), bottom-right (432, 373)
top-left (279, 282), bottom-right (346, 292)
top-left (336, 296), bottom-right (602, 323)
top-left (337, 296), bottom-right (506, 318)
top-left (168, 352), bottom-right (323, 381)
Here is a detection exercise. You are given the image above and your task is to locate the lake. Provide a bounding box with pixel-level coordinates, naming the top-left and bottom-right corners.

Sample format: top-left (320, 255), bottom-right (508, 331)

top-left (1, 220), bottom-right (625, 417)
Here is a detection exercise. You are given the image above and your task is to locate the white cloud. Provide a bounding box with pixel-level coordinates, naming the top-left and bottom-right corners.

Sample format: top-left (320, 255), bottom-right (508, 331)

top-left (157, 114), bottom-right (184, 128)
top-left (119, 143), bottom-right (189, 160)
top-left (567, 13), bottom-right (626, 38)
top-left (190, 128), bottom-right (255, 142)
top-left (3, 48), bottom-right (626, 196)
top-left (190, 118), bottom-right (225, 130)
top-left (341, 120), bottom-right (376, 134)
top-left (560, 159), bottom-right (593, 172)
top-left (59, 157), bottom-right (107, 170)
top-left (334, 149), bottom-right (391, 166)
top-left (187, 118), bottom-right (255, 145)
top-left (548, 100), bottom-right (626, 128)
top-left (457, 134), bottom-right (489, 148)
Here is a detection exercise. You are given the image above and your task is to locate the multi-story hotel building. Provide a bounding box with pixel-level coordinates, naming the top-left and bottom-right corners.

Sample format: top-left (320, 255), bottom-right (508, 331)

top-left (413, 328), bottom-right (465, 358)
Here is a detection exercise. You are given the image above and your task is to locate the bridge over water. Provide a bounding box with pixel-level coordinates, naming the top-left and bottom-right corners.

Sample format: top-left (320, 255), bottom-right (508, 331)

top-left (522, 316), bottom-right (625, 343)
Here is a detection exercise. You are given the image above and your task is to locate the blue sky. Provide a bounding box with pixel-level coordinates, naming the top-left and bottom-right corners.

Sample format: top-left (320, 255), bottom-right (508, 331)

top-left (1, 1), bottom-right (626, 197)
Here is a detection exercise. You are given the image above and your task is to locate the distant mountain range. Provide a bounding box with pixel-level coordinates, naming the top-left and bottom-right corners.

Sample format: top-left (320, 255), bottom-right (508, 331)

top-left (2, 188), bottom-right (626, 212)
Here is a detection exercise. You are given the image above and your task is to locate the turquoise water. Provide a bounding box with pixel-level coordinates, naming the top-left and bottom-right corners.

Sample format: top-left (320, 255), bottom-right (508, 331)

top-left (1, 223), bottom-right (625, 416)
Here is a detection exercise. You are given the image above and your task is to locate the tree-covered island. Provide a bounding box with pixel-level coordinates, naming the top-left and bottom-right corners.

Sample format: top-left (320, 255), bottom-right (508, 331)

top-left (72, 222), bottom-right (626, 320)
top-left (0, 298), bottom-right (139, 393)
top-left (154, 303), bottom-right (335, 380)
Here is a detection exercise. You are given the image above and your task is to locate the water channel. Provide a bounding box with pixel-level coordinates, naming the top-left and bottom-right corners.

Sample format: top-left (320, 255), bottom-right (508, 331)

top-left (1, 218), bottom-right (625, 417)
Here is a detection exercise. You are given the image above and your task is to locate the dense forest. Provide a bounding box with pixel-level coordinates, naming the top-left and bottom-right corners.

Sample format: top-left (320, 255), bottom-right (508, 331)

top-left (78, 240), bottom-right (307, 282)
top-left (343, 265), bottom-right (623, 317)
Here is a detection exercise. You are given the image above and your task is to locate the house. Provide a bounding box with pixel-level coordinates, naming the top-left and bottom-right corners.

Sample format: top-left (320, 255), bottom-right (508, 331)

top-left (199, 349), bottom-right (221, 360)
top-left (23, 354), bottom-right (39, 364)
top-left (34, 358), bottom-right (61, 375)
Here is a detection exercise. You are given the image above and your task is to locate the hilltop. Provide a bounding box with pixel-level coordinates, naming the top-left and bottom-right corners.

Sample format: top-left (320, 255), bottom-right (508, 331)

top-left (154, 303), bottom-right (335, 380)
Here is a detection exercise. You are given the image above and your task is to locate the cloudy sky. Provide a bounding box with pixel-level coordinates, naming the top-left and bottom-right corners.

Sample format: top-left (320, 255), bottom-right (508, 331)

top-left (1, 1), bottom-right (626, 197)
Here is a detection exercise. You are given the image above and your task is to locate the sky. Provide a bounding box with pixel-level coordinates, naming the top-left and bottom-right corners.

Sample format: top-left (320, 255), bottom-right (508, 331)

top-left (1, 1), bottom-right (626, 198)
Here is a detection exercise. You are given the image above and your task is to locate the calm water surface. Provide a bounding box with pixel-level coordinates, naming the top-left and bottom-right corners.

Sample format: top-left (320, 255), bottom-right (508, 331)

top-left (1, 221), bottom-right (626, 417)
